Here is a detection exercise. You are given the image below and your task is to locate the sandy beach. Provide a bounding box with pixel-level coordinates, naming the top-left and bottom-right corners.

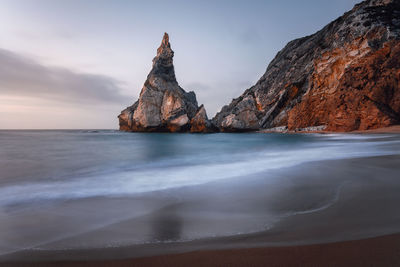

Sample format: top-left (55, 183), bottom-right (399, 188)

top-left (2, 233), bottom-right (400, 267)
top-left (260, 125), bottom-right (400, 134)
top-left (1, 152), bottom-right (400, 266)
top-left (353, 125), bottom-right (400, 134)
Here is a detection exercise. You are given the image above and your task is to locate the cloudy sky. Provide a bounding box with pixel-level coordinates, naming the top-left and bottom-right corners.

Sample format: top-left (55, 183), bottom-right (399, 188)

top-left (0, 0), bottom-right (360, 129)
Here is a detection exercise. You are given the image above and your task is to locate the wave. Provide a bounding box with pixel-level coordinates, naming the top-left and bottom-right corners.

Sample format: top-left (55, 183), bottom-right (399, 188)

top-left (0, 136), bottom-right (397, 206)
top-left (1, 132), bottom-right (400, 257)
top-left (283, 182), bottom-right (348, 217)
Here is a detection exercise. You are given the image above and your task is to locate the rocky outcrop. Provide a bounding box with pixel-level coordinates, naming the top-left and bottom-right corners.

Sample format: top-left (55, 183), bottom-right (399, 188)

top-left (213, 0), bottom-right (400, 132)
top-left (119, 33), bottom-right (214, 132)
top-left (190, 105), bottom-right (217, 133)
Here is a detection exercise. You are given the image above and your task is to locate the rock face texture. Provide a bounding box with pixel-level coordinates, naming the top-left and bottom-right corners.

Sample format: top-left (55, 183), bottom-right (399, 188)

top-left (190, 105), bottom-right (217, 133)
top-left (213, 0), bottom-right (400, 132)
top-left (119, 33), bottom-right (213, 132)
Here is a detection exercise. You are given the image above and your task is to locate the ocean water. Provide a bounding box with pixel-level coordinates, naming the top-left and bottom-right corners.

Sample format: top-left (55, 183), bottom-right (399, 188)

top-left (0, 130), bottom-right (400, 257)
top-left (0, 130), bottom-right (398, 203)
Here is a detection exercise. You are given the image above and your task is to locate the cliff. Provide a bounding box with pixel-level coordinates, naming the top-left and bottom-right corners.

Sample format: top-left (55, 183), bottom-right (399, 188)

top-left (118, 33), bottom-right (213, 133)
top-left (213, 0), bottom-right (400, 132)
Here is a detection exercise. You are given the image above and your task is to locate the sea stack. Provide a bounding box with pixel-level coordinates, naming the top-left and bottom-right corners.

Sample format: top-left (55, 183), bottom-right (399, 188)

top-left (119, 33), bottom-right (213, 132)
top-left (213, 0), bottom-right (400, 132)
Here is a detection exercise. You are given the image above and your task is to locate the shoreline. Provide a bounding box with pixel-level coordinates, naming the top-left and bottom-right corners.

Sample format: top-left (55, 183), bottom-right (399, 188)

top-left (2, 125), bottom-right (400, 134)
top-left (1, 155), bottom-right (400, 265)
top-left (259, 125), bottom-right (400, 134)
top-left (2, 233), bottom-right (400, 267)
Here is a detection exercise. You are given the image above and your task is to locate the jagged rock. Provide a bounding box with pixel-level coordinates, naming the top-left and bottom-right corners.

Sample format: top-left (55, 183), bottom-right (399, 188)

top-left (190, 105), bottom-right (216, 133)
top-left (213, 0), bottom-right (400, 132)
top-left (216, 95), bottom-right (260, 132)
top-left (119, 33), bottom-right (212, 132)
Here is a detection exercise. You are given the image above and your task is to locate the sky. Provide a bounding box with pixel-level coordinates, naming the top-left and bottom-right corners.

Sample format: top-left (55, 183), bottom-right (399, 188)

top-left (0, 0), bottom-right (360, 129)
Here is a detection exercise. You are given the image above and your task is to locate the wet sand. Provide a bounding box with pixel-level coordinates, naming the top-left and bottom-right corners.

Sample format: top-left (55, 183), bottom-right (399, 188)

top-left (1, 154), bottom-right (400, 266)
top-left (2, 233), bottom-right (400, 267)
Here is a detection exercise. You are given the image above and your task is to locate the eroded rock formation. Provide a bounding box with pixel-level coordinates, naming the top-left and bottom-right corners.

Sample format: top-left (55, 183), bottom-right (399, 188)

top-left (119, 33), bottom-right (213, 132)
top-left (213, 0), bottom-right (400, 132)
top-left (190, 105), bottom-right (217, 133)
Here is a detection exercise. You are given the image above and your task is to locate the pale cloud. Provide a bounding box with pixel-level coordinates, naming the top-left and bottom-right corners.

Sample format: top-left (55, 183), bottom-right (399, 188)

top-left (0, 48), bottom-right (127, 105)
top-left (0, 48), bottom-right (131, 129)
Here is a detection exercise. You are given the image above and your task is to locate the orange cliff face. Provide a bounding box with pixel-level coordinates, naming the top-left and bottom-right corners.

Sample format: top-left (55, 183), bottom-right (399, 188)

top-left (288, 38), bottom-right (400, 131)
top-left (213, 0), bottom-right (400, 132)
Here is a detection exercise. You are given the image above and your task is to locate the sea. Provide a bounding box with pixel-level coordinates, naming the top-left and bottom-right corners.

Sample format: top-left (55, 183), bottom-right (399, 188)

top-left (0, 130), bottom-right (400, 258)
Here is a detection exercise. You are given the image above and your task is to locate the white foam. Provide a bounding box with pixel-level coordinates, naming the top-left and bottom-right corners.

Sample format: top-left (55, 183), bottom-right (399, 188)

top-left (0, 136), bottom-right (397, 206)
